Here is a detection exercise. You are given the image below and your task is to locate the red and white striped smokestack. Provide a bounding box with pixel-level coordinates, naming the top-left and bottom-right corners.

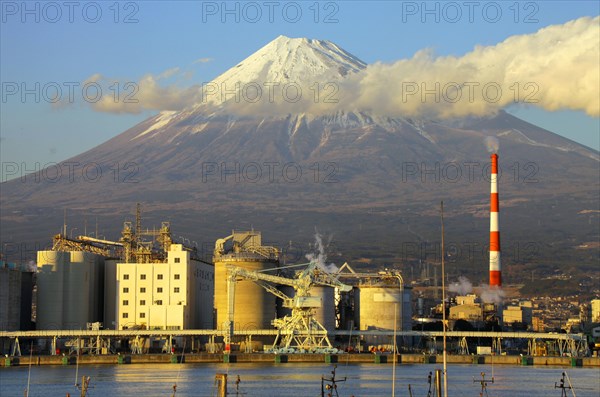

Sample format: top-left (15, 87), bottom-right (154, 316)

top-left (489, 153), bottom-right (501, 287)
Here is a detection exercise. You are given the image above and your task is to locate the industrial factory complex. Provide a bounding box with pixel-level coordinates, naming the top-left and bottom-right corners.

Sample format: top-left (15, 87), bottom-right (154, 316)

top-left (1, 155), bottom-right (599, 361)
top-left (2, 218), bottom-right (416, 356)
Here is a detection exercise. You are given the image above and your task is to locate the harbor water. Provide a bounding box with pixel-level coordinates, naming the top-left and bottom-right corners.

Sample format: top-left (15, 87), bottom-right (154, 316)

top-left (1, 363), bottom-right (599, 397)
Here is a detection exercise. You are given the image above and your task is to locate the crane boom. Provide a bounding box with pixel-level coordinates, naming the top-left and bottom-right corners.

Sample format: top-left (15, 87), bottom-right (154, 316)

top-left (228, 266), bottom-right (294, 288)
top-left (224, 261), bottom-right (352, 353)
top-left (228, 263), bottom-right (351, 292)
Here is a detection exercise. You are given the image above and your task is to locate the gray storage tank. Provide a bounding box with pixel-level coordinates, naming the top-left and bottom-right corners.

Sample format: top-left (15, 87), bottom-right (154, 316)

top-left (353, 275), bottom-right (412, 346)
top-left (214, 231), bottom-right (279, 331)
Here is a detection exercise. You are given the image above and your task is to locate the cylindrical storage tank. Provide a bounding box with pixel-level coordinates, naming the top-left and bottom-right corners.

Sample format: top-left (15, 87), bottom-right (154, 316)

top-left (276, 285), bottom-right (295, 319)
top-left (311, 286), bottom-right (336, 332)
top-left (67, 251), bottom-right (91, 329)
top-left (103, 260), bottom-right (118, 329)
top-left (354, 285), bottom-right (412, 346)
top-left (214, 256), bottom-right (278, 331)
top-left (36, 250), bottom-right (68, 330)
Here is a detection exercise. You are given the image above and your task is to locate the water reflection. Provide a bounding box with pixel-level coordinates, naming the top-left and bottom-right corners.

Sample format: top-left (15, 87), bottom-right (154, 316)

top-left (1, 363), bottom-right (598, 397)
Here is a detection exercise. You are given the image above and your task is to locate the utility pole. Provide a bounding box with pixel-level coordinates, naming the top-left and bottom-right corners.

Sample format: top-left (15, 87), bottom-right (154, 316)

top-left (441, 201), bottom-right (448, 397)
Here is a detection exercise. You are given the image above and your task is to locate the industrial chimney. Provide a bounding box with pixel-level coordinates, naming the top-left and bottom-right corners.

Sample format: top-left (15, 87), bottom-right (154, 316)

top-left (489, 153), bottom-right (501, 287)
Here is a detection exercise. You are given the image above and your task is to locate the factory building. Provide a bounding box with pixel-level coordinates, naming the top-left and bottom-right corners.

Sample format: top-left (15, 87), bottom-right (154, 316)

top-left (0, 262), bottom-right (33, 331)
top-left (213, 231), bottom-right (279, 331)
top-left (449, 295), bottom-right (483, 325)
top-left (456, 295), bottom-right (477, 305)
top-left (592, 299), bottom-right (600, 323)
top-left (503, 306), bottom-right (524, 326)
top-left (36, 249), bottom-right (105, 330)
top-left (35, 206), bottom-right (214, 332)
top-left (503, 301), bottom-right (533, 329)
top-left (114, 244), bottom-right (213, 330)
top-left (532, 316), bottom-right (545, 332)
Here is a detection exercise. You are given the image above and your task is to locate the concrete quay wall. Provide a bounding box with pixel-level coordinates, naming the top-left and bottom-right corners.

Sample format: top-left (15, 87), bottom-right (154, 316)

top-left (3, 354), bottom-right (599, 367)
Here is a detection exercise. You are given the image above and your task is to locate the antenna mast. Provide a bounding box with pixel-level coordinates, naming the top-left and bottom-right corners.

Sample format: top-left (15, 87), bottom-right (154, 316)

top-left (136, 202), bottom-right (142, 239)
top-left (441, 201), bottom-right (448, 397)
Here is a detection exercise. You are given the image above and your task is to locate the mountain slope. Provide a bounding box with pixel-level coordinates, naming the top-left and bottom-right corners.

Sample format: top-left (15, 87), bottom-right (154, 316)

top-left (0, 36), bottom-right (598, 289)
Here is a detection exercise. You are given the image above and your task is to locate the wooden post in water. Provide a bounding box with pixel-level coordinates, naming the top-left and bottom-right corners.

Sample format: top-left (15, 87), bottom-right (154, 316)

top-left (435, 369), bottom-right (442, 397)
top-left (79, 376), bottom-right (90, 397)
top-left (215, 373), bottom-right (227, 397)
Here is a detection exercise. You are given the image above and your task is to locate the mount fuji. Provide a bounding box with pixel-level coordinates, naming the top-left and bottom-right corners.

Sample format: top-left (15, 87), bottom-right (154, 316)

top-left (1, 36), bottom-right (598, 290)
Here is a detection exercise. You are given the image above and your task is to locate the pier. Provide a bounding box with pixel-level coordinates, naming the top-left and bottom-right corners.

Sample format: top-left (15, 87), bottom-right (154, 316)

top-left (2, 352), bottom-right (599, 368)
top-left (1, 330), bottom-right (591, 361)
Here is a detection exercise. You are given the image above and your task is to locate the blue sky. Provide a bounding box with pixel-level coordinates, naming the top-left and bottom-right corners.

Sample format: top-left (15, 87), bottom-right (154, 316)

top-left (1, 1), bottom-right (599, 179)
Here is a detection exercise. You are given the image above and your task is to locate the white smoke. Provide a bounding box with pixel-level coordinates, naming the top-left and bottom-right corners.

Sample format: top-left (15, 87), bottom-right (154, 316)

top-left (448, 276), bottom-right (505, 303)
top-left (479, 284), bottom-right (506, 304)
top-left (484, 136), bottom-right (500, 153)
top-left (305, 232), bottom-right (339, 273)
top-left (449, 276), bottom-right (473, 295)
top-left (339, 16), bottom-right (599, 119)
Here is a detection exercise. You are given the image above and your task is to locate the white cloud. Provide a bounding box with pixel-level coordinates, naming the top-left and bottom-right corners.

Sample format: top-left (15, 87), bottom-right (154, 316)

top-left (337, 16), bottom-right (600, 119)
top-left (213, 17), bottom-right (599, 119)
top-left (72, 68), bottom-right (202, 114)
top-left (157, 67), bottom-right (180, 79)
top-left (73, 17), bottom-right (599, 118)
top-left (193, 57), bottom-right (214, 64)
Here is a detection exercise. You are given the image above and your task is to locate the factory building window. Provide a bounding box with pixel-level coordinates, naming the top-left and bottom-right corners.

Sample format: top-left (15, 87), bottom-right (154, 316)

top-left (140, 313), bottom-right (146, 318)
top-left (156, 300), bottom-right (163, 305)
top-left (174, 287), bottom-right (180, 293)
top-left (140, 300), bottom-right (146, 306)
top-left (122, 313), bottom-right (128, 318)
top-left (157, 274), bottom-right (163, 280)
top-left (140, 287), bottom-right (146, 293)
top-left (157, 287), bottom-right (163, 293)
top-left (174, 274), bottom-right (180, 280)
top-left (123, 287), bottom-right (129, 293)
top-left (123, 274), bottom-right (129, 280)
top-left (123, 300), bottom-right (129, 306)
top-left (140, 274), bottom-right (146, 280)
top-left (174, 258), bottom-right (180, 263)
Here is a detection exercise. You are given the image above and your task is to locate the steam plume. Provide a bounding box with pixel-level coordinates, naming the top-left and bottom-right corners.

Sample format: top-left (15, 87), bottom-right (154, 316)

top-left (484, 136), bottom-right (499, 153)
top-left (449, 276), bottom-right (474, 295)
top-left (305, 232), bottom-right (339, 273)
top-left (479, 284), bottom-right (505, 304)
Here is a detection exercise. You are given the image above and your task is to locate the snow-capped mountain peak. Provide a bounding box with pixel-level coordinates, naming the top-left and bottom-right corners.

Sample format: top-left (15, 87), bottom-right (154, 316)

top-left (151, 35), bottom-right (370, 129)
top-left (209, 35), bottom-right (366, 89)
